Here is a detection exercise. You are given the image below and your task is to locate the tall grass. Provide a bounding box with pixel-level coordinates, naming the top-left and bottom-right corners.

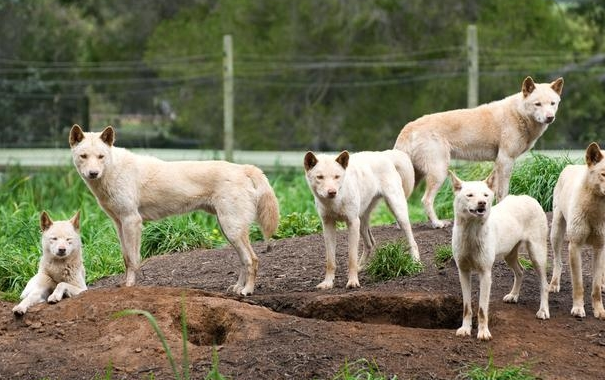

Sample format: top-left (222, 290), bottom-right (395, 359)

top-left (0, 154), bottom-right (573, 299)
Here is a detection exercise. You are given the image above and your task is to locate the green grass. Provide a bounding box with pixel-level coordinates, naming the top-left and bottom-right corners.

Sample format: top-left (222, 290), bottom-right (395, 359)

top-left (434, 244), bottom-right (453, 269)
top-left (329, 358), bottom-right (397, 380)
top-left (366, 240), bottom-right (423, 281)
top-left (460, 354), bottom-right (536, 380)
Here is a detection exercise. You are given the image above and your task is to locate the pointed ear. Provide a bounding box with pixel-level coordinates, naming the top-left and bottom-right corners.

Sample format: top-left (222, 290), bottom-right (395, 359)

top-left (303, 151), bottom-right (318, 171)
top-left (586, 142), bottom-right (603, 167)
top-left (449, 170), bottom-right (462, 193)
top-left (550, 77), bottom-right (564, 96)
top-left (522, 76), bottom-right (536, 98)
top-left (40, 211), bottom-right (53, 232)
top-left (100, 126), bottom-right (115, 146)
top-left (69, 124), bottom-right (85, 147)
top-left (335, 151), bottom-right (349, 169)
top-left (484, 171), bottom-right (497, 192)
top-left (70, 210), bottom-right (81, 231)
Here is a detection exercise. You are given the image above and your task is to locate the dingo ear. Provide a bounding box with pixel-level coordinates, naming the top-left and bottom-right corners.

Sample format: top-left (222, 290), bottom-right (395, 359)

top-left (70, 210), bottom-right (81, 231)
top-left (40, 211), bottom-right (53, 232)
top-left (448, 170), bottom-right (462, 193)
top-left (586, 142), bottom-right (603, 167)
top-left (484, 171), bottom-right (497, 192)
top-left (303, 151), bottom-right (318, 171)
top-left (550, 77), bottom-right (564, 96)
top-left (522, 76), bottom-right (536, 98)
top-left (336, 151), bottom-right (349, 169)
top-left (69, 124), bottom-right (85, 147)
top-left (100, 126), bottom-right (115, 146)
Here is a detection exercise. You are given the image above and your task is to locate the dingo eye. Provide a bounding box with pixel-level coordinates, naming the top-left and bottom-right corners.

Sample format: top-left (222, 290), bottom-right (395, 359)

top-left (534, 102), bottom-right (541, 106)
top-left (600, 173), bottom-right (605, 178)
top-left (98, 155), bottom-right (104, 159)
top-left (317, 175), bottom-right (324, 180)
top-left (334, 175), bottom-right (340, 179)
top-left (80, 154), bottom-right (88, 159)
top-left (551, 101), bottom-right (555, 106)
top-left (51, 237), bottom-right (58, 241)
top-left (466, 194), bottom-right (473, 198)
top-left (484, 193), bottom-right (489, 197)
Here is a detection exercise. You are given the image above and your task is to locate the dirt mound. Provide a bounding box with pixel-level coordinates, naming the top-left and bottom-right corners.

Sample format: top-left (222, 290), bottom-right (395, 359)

top-left (1, 221), bottom-right (604, 379)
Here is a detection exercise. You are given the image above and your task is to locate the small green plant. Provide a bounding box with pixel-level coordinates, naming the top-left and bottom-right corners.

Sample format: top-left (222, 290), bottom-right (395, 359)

top-left (366, 240), bottom-right (423, 281)
top-left (460, 354), bottom-right (536, 380)
top-left (331, 358), bottom-right (397, 380)
top-left (518, 257), bottom-right (533, 270)
top-left (434, 244), bottom-right (454, 269)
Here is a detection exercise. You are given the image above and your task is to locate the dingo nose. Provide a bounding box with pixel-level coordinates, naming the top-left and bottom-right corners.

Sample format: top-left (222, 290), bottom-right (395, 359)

top-left (57, 248), bottom-right (66, 256)
top-left (545, 116), bottom-right (555, 123)
top-left (327, 189), bottom-right (337, 198)
top-left (88, 171), bottom-right (99, 179)
top-left (477, 201), bottom-right (486, 207)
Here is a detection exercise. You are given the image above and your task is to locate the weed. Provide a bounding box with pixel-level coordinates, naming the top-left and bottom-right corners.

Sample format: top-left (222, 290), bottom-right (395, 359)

top-left (434, 244), bottom-right (454, 269)
top-left (366, 240), bottom-right (423, 281)
top-left (330, 358), bottom-right (397, 380)
top-left (459, 353), bottom-right (536, 380)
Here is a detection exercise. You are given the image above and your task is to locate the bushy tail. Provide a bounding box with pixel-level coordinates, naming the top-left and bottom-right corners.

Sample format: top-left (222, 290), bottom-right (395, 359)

top-left (388, 150), bottom-right (415, 199)
top-left (247, 166), bottom-right (280, 239)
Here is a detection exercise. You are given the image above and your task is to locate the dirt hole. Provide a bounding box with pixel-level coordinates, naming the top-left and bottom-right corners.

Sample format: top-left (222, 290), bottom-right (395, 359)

top-left (173, 308), bottom-right (234, 347)
top-left (255, 292), bottom-right (462, 329)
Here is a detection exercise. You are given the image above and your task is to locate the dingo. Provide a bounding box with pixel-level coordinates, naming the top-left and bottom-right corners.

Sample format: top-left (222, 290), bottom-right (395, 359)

top-left (69, 125), bottom-right (279, 295)
top-left (304, 150), bottom-right (419, 289)
top-left (396, 76), bottom-right (564, 228)
top-left (549, 142), bottom-right (605, 319)
top-left (13, 211), bottom-right (86, 316)
top-left (450, 171), bottom-right (549, 340)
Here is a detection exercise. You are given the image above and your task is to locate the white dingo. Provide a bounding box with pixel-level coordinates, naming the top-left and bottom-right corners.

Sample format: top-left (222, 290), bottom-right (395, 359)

top-left (450, 171), bottom-right (549, 341)
top-left (549, 142), bottom-right (605, 319)
top-left (13, 211), bottom-right (86, 315)
top-left (69, 125), bottom-right (279, 295)
top-left (396, 76), bottom-right (564, 228)
top-left (304, 149), bottom-right (419, 289)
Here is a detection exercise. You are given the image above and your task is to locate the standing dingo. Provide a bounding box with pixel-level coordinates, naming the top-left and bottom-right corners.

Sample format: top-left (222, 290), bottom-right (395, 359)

top-left (69, 125), bottom-right (279, 295)
top-left (13, 211), bottom-right (86, 316)
top-left (304, 149), bottom-right (419, 289)
top-left (450, 171), bottom-right (549, 341)
top-left (396, 76), bottom-right (564, 228)
top-left (549, 142), bottom-right (605, 319)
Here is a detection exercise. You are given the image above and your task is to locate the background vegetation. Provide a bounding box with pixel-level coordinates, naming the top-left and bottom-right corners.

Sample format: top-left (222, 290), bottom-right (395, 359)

top-left (0, 0), bottom-right (604, 150)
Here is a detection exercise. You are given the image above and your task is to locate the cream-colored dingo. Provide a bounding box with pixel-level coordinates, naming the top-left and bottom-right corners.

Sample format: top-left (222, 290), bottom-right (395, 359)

top-left (69, 125), bottom-right (279, 295)
top-left (304, 149), bottom-right (419, 289)
top-left (450, 171), bottom-right (549, 341)
top-left (13, 211), bottom-right (86, 316)
top-left (396, 76), bottom-right (564, 228)
top-left (549, 142), bottom-right (605, 319)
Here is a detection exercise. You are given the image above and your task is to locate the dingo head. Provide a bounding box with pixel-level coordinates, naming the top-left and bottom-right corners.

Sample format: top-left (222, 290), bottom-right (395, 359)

top-left (69, 125), bottom-right (114, 181)
top-left (520, 76), bottom-right (564, 125)
top-left (303, 151), bottom-right (349, 200)
top-left (449, 171), bottom-right (496, 222)
top-left (585, 142), bottom-right (605, 196)
top-left (40, 211), bottom-right (81, 259)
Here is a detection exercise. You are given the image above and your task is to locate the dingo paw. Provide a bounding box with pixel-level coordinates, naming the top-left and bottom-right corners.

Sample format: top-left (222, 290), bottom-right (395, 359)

top-left (12, 305), bottom-right (26, 316)
top-left (431, 220), bottom-right (450, 229)
top-left (571, 306), bottom-right (586, 318)
top-left (240, 286), bottom-right (254, 296)
top-left (548, 281), bottom-right (560, 293)
top-left (316, 280), bottom-right (334, 290)
top-left (456, 326), bottom-right (471, 337)
top-left (227, 284), bottom-right (244, 294)
top-left (477, 327), bottom-right (492, 341)
top-left (47, 293), bottom-right (62, 304)
top-left (536, 309), bottom-right (550, 320)
top-left (593, 308), bottom-right (605, 320)
top-left (346, 278), bottom-right (361, 289)
top-left (502, 293), bottom-right (519, 303)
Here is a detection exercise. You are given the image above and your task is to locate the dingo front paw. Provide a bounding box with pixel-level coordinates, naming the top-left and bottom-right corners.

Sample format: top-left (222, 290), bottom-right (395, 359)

top-left (432, 220), bottom-right (450, 229)
top-left (571, 306), bottom-right (586, 318)
top-left (593, 308), bottom-right (605, 320)
top-left (477, 327), bottom-right (492, 341)
top-left (536, 308), bottom-right (550, 320)
top-left (548, 280), bottom-right (560, 293)
top-left (12, 305), bottom-right (26, 316)
top-left (502, 293), bottom-right (519, 303)
top-left (316, 280), bottom-right (334, 290)
top-left (456, 326), bottom-right (471, 337)
top-left (47, 293), bottom-right (62, 304)
top-left (346, 278), bottom-right (360, 289)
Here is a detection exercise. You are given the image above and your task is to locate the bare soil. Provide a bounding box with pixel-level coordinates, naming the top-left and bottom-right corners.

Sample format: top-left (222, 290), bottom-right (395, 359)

top-left (1, 218), bottom-right (604, 379)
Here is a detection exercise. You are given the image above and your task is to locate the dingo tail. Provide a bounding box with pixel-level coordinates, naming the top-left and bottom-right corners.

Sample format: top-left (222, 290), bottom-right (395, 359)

top-left (248, 167), bottom-right (280, 239)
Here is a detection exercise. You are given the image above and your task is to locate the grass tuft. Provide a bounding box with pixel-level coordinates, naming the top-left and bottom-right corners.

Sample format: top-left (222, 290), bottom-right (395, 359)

top-left (459, 354), bottom-right (536, 380)
top-left (366, 240), bottom-right (423, 281)
top-left (330, 358), bottom-right (397, 380)
top-left (434, 244), bottom-right (454, 269)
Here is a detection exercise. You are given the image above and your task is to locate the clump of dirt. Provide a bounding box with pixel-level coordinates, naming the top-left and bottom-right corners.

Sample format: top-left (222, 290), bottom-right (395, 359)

top-left (1, 219), bottom-right (604, 379)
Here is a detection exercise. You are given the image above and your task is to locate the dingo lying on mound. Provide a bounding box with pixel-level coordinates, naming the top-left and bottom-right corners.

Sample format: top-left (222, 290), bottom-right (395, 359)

top-left (450, 171), bottom-right (549, 341)
top-left (13, 211), bottom-right (86, 316)
top-left (549, 142), bottom-right (605, 319)
top-left (69, 125), bottom-right (279, 295)
top-left (396, 76), bottom-right (564, 228)
top-left (304, 149), bottom-right (419, 289)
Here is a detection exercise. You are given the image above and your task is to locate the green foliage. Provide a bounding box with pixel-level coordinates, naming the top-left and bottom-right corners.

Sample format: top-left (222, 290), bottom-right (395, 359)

top-left (460, 354), bottom-right (536, 380)
top-left (509, 153), bottom-right (577, 212)
top-left (434, 244), bottom-right (453, 269)
top-left (518, 257), bottom-right (533, 271)
top-left (330, 358), bottom-right (396, 380)
top-left (366, 240), bottom-right (423, 281)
